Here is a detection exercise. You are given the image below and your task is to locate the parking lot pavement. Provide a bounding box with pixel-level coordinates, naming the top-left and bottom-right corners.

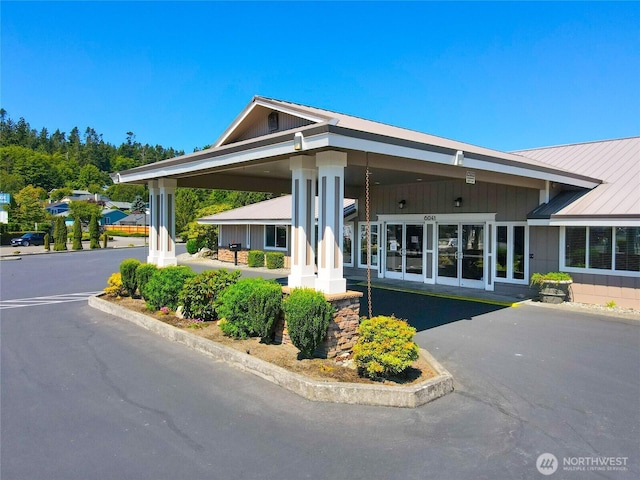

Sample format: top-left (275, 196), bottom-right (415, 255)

top-left (0, 236), bottom-right (149, 257)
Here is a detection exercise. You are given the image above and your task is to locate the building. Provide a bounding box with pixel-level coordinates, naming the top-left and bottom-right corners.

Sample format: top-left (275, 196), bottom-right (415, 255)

top-left (112, 96), bottom-right (639, 308)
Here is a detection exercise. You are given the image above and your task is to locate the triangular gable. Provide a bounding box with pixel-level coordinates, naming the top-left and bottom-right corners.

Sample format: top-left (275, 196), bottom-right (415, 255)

top-left (214, 96), bottom-right (335, 148)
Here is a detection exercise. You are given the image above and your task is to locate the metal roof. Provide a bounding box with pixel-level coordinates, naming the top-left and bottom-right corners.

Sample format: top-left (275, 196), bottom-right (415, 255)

top-left (515, 137), bottom-right (640, 219)
top-left (198, 195), bottom-right (356, 225)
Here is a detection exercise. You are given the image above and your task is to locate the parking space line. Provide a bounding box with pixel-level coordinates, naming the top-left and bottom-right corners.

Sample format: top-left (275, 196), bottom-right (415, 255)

top-left (0, 291), bottom-right (103, 310)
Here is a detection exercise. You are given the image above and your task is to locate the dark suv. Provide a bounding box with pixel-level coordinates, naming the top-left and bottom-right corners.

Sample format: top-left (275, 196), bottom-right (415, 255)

top-left (10, 232), bottom-right (46, 247)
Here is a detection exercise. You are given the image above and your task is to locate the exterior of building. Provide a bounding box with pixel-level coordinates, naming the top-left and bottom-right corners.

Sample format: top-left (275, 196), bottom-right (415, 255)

top-left (111, 96), bottom-right (639, 308)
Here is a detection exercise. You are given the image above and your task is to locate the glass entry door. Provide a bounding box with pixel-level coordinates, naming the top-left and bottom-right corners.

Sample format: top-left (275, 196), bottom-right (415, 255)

top-left (437, 224), bottom-right (485, 288)
top-left (385, 223), bottom-right (424, 281)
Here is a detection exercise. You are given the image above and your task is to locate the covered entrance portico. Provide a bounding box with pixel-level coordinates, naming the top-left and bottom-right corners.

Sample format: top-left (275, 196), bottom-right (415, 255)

top-left (111, 96), bottom-right (600, 298)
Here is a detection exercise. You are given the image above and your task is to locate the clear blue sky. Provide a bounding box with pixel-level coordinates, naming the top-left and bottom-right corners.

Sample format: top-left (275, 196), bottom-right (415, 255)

top-left (2, 1), bottom-right (639, 154)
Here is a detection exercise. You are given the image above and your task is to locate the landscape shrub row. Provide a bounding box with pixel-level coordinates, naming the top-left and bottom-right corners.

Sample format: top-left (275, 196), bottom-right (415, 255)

top-left (104, 260), bottom-right (420, 379)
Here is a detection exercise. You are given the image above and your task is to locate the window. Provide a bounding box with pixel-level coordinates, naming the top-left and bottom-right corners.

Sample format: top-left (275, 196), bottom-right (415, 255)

top-left (562, 226), bottom-right (640, 274)
top-left (265, 225), bottom-right (287, 250)
top-left (343, 223), bottom-right (354, 267)
top-left (359, 223), bottom-right (379, 268)
top-left (494, 223), bottom-right (528, 283)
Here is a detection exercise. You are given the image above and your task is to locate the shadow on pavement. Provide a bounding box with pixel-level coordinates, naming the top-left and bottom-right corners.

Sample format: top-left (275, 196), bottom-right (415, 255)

top-left (348, 282), bottom-right (508, 332)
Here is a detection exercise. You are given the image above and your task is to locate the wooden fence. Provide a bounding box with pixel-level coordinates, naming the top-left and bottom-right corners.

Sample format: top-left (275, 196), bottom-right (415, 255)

top-left (104, 225), bottom-right (149, 235)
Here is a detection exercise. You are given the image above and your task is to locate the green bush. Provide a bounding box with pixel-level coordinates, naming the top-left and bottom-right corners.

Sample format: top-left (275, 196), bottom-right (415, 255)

top-left (186, 238), bottom-right (199, 255)
top-left (217, 277), bottom-right (282, 340)
top-left (89, 213), bottom-right (100, 249)
top-left (120, 259), bottom-right (141, 297)
top-left (247, 250), bottom-right (265, 267)
top-left (72, 219), bottom-right (83, 250)
top-left (353, 316), bottom-right (419, 380)
top-left (135, 263), bottom-right (158, 300)
top-left (179, 269), bottom-right (241, 321)
top-left (282, 288), bottom-right (334, 358)
top-left (44, 233), bottom-right (50, 251)
top-left (265, 251), bottom-right (284, 269)
top-left (53, 217), bottom-right (67, 251)
top-left (144, 266), bottom-right (195, 311)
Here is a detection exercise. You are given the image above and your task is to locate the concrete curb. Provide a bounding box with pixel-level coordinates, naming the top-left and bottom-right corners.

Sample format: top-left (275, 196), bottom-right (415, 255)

top-left (89, 294), bottom-right (454, 408)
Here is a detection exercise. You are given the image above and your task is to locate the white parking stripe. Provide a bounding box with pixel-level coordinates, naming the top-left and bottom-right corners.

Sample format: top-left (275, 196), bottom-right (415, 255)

top-left (0, 291), bottom-right (103, 310)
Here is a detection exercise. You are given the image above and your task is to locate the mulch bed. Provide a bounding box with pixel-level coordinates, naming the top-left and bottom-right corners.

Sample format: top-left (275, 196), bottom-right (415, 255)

top-left (106, 296), bottom-right (437, 386)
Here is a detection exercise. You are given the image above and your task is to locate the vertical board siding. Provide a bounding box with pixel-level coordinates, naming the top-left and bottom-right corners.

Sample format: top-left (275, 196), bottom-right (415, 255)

top-left (230, 112), bottom-right (314, 144)
top-left (355, 180), bottom-right (539, 221)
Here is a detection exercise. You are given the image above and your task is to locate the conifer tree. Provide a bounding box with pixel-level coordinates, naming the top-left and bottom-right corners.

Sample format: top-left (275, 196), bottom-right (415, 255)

top-left (72, 218), bottom-right (83, 250)
top-left (89, 213), bottom-right (100, 249)
top-left (53, 216), bottom-right (67, 251)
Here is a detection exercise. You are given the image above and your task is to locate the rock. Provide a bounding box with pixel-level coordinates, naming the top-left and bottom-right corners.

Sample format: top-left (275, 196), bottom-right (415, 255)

top-left (175, 305), bottom-right (185, 319)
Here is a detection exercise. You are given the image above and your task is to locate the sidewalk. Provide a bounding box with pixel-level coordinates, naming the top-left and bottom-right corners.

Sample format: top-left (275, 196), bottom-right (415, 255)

top-left (0, 236), bottom-right (148, 258)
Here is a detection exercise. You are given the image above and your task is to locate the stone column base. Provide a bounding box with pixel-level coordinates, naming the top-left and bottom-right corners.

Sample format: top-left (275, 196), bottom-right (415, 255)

top-left (276, 288), bottom-right (363, 358)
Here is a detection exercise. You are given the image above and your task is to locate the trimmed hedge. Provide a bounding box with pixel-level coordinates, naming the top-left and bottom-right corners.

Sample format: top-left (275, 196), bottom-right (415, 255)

top-left (144, 266), bottom-right (195, 311)
top-left (179, 269), bottom-right (241, 321)
top-left (282, 288), bottom-right (334, 358)
top-left (120, 258), bottom-right (141, 297)
top-left (353, 316), bottom-right (419, 380)
top-left (135, 263), bottom-right (158, 300)
top-left (265, 251), bottom-right (284, 269)
top-left (247, 250), bottom-right (265, 267)
top-left (186, 238), bottom-right (199, 255)
top-left (217, 277), bottom-right (282, 340)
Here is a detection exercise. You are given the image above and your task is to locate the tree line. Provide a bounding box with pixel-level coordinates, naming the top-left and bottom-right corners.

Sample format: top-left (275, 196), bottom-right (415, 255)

top-left (0, 110), bottom-right (272, 237)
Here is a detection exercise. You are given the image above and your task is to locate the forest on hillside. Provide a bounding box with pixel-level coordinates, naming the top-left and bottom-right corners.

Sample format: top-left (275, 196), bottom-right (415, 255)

top-left (0, 110), bottom-right (272, 237)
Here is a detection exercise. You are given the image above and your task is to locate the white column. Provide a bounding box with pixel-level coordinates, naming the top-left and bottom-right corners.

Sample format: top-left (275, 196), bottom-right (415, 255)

top-left (157, 178), bottom-right (177, 267)
top-left (288, 155), bottom-right (317, 289)
top-left (315, 151), bottom-right (347, 294)
top-left (147, 180), bottom-right (159, 264)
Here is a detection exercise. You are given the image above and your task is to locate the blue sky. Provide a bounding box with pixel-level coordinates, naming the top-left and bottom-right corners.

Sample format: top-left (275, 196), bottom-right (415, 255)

top-left (2, 1), bottom-right (639, 154)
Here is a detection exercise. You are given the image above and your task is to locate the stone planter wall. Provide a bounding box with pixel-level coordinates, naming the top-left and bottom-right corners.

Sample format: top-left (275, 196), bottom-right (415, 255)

top-left (275, 289), bottom-right (363, 358)
top-left (538, 281), bottom-right (572, 303)
top-left (217, 248), bottom-right (291, 268)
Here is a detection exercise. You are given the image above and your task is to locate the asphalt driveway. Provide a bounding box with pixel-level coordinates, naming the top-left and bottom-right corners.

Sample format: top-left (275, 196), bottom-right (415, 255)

top-left (1, 249), bottom-right (638, 479)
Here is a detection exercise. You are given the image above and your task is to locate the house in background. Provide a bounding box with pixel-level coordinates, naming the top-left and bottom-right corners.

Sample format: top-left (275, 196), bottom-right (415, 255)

top-left (45, 202), bottom-right (70, 216)
top-left (100, 208), bottom-right (128, 226)
top-left (111, 96), bottom-right (639, 308)
top-left (105, 213), bottom-right (150, 235)
top-left (198, 195), bottom-right (357, 267)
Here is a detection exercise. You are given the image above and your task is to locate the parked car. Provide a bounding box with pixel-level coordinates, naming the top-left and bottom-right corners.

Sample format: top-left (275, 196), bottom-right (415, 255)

top-left (10, 232), bottom-right (46, 247)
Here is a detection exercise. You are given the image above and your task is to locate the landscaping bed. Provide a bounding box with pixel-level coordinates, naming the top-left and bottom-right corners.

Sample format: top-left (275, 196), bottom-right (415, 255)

top-left (107, 295), bottom-right (437, 386)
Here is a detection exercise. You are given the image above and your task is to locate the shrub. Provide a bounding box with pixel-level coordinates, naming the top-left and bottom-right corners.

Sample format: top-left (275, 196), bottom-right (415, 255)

top-left (353, 316), bottom-right (419, 380)
top-left (144, 266), bottom-right (195, 311)
top-left (89, 213), bottom-right (101, 249)
top-left (120, 258), bottom-right (141, 297)
top-left (53, 216), bottom-right (67, 251)
top-left (186, 238), bottom-right (199, 255)
top-left (104, 272), bottom-right (126, 297)
top-left (530, 272), bottom-right (573, 288)
top-left (217, 277), bottom-right (282, 340)
top-left (72, 219), bottom-right (83, 250)
top-left (282, 288), bottom-right (334, 358)
top-left (135, 263), bottom-right (158, 300)
top-left (247, 250), bottom-right (265, 267)
top-left (265, 251), bottom-right (284, 269)
top-left (44, 233), bottom-right (50, 251)
top-left (179, 269), bottom-right (241, 322)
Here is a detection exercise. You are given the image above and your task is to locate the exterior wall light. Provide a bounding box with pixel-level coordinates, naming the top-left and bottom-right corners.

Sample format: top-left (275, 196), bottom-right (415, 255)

top-left (294, 132), bottom-right (304, 150)
top-left (398, 200), bottom-right (406, 209)
top-left (454, 197), bottom-right (462, 208)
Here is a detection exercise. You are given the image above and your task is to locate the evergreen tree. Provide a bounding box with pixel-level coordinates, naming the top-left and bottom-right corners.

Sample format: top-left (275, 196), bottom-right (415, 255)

top-left (53, 216), bottom-right (67, 251)
top-left (89, 213), bottom-right (100, 249)
top-left (72, 218), bottom-right (83, 250)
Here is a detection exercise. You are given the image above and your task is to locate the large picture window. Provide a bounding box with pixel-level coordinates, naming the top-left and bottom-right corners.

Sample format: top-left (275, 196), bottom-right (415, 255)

top-left (562, 226), bottom-right (639, 274)
top-left (494, 223), bottom-right (528, 283)
top-left (359, 223), bottom-right (379, 268)
top-left (265, 225), bottom-right (287, 250)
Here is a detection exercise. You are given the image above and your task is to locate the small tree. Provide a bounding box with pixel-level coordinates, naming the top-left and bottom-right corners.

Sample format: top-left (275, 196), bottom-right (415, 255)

top-left (130, 195), bottom-right (146, 214)
top-left (89, 213), bottom-right (100, 249)
top-left (282, 288), bottom-right (334, 358)
top-left (43, 233), bottom-right (50, 251)
top-left (53, 216), bottom-right (67, 251)
top-left (120, 258), bottom-right (141, 297)
top-left (72, 219), bottom-right (83, 250)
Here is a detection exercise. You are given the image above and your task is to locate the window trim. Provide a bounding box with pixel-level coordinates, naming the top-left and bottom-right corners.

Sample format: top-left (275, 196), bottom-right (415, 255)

top-left (358, 222), bottom-right (379, 269)
top-left (343, 222), bottom-right (354, 268)
top-left (264, 224), bottom-right (288, 251)
top-left (493, 222), bottom-right (529, 285)
top-left (560, 226), bottom-right (640, 277)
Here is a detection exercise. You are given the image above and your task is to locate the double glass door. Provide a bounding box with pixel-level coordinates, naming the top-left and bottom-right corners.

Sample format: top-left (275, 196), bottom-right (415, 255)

top-left (437, 224), bottom-right (485, 288)
top-left (385, 223), bottom-right (424, 281)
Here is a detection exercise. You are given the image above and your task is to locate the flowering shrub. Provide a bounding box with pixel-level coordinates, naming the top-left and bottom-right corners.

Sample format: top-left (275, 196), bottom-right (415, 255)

top-left (159, 306), bottom-right (171, 315)
top-left (104, 272), bottom-right (126, 297)
top-left (353, 316), bottom-right (419, 380)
